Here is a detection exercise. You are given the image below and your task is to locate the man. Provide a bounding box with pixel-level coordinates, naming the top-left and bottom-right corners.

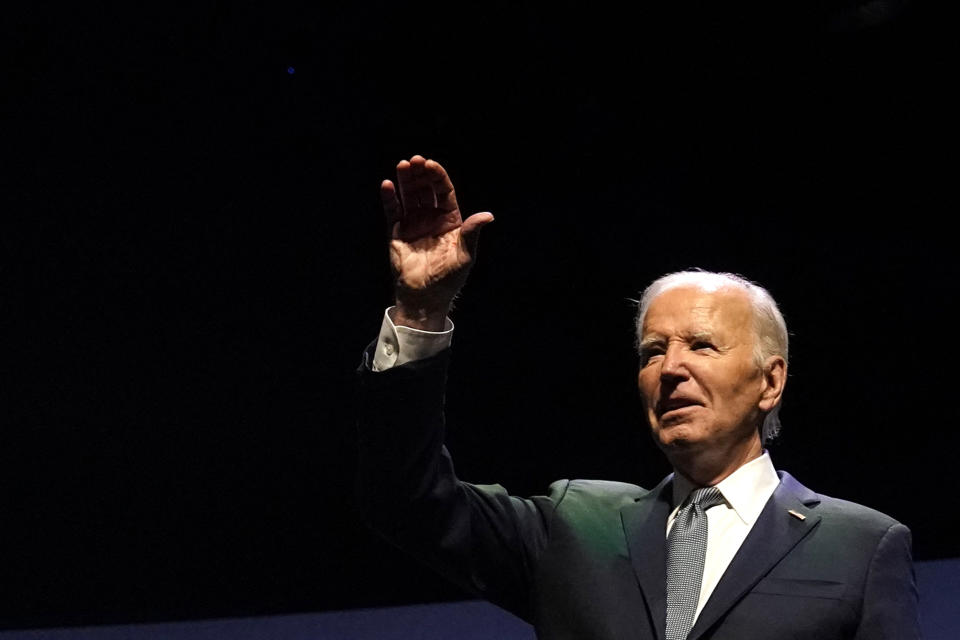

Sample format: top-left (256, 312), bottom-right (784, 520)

top-left (356, 155), bottom-right (920, 639)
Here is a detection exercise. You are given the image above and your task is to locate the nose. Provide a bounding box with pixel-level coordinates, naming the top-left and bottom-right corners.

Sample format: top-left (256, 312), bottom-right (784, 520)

top-left (660, 342), bottom-right (689, 383)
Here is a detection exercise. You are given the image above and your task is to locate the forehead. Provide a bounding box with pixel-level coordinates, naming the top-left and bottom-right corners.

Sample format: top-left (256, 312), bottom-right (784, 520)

top-left (641, 285), bottom-right (754, 338)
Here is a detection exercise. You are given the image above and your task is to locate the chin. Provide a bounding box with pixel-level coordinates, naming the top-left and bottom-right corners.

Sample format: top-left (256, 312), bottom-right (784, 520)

top-left (655, 424), bottom-right (705, 451)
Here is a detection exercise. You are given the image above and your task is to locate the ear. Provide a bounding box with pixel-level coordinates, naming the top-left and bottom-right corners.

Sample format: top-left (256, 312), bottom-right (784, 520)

top-left (758, 355), bottom-right (787, 412)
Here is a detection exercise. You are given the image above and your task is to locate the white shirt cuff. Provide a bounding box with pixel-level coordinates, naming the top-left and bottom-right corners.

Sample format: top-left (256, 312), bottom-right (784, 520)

top-left (371, 307), bottom-right (454, 372)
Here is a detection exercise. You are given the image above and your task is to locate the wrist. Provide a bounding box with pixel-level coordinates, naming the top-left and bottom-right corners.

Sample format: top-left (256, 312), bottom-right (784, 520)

top-left (391, 304), bottom-right (450, 332)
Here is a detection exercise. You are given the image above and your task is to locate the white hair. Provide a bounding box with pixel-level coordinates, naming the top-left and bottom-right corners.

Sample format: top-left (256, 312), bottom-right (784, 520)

top-left (635, 270), bottom-right (789, 443)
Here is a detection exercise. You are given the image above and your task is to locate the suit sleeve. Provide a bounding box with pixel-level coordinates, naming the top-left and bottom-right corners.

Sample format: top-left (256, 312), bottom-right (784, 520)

top-left (355, 345), bottom-right (561, 620)
top-left (854, 522), bottom-right (921, 640)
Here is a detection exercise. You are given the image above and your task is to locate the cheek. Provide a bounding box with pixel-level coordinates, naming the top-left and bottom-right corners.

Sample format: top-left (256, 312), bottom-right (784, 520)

top-left (637, 372), bottom-right (657, 405)
top-left (715, 367), bottom-right (762, 411)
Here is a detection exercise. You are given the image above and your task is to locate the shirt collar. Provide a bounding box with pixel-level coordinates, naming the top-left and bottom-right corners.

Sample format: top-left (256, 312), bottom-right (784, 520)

top-left (671, 451), bottom-right (781, 526)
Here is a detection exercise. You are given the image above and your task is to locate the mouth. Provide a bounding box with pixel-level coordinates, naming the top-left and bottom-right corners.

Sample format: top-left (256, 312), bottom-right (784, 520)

top-left (657, 397), bottom-right (703, 417)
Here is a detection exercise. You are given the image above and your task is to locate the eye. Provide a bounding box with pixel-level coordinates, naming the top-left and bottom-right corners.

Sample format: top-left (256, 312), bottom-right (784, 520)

top-left (640, 346), bottom-right (665, 366)
top-left (691, 340), bottom-right (716, 351)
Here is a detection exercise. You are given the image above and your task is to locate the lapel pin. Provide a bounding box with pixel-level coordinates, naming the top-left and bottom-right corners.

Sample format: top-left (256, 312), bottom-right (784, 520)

top-left (788, 509), bottom-right (806, 521)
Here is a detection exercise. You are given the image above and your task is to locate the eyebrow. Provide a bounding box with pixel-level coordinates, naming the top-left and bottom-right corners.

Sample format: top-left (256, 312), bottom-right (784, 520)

top-left (638, 335), bottom-right (665, 351)
top-left (638, 330), bottom-right (715, 351)
top-left (640, 330), bottom-right (713, 346)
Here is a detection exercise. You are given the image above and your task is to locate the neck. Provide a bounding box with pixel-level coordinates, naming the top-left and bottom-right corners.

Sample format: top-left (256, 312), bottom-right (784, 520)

top-left (668, 436), bottom-right (764, 486)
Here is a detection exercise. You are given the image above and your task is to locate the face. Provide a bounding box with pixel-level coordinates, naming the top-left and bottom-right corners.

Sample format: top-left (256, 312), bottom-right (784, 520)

top-left (638, 286), bottom-right (769, 460)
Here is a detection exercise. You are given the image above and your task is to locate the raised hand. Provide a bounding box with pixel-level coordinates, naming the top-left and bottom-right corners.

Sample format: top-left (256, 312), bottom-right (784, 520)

top-left (381, 155), bottom-right (493, 330)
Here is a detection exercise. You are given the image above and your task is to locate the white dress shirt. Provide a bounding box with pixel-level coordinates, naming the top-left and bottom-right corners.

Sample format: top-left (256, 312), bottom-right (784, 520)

top-left (668, 452), bottom-right (780, 622)
top-left (371, 307), bottom-right (453, 372)
top-left (372, 308), bottom-right (782, 624)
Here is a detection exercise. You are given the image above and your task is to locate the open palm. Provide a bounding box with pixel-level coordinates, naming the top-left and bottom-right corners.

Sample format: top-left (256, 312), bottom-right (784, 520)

top-left (381, 156), bottom-right (493, 318)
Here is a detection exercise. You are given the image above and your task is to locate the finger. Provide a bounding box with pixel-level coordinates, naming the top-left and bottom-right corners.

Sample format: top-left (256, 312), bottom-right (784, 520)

top-left (380, 180), bottom-right (402, 228)
top-left (396, 159), bottom-right (414, 213)
top-left (459, 211), bottom-right (495, 255)
top-left (408, 155), bottom-right (436, 210)
top-left (425, 159), bottom-right (458, 213)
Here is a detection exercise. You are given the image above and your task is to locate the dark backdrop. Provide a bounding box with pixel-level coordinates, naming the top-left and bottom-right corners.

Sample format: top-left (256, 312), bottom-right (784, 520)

top-left (4, 0), bottom-right (954, 630)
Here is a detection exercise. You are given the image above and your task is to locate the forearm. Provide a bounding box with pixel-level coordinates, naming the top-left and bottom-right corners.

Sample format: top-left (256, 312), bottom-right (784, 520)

top-left (356, 347), bottom-right (500, 597)
top-left (357, 345), bottom-right (452, 519)
top-left (354, 346), bottom-right (551, 617)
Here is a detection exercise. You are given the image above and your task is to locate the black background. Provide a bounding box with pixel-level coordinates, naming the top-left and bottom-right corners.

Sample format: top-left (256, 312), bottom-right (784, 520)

top-left (4, 0), bottom-right (955, 630)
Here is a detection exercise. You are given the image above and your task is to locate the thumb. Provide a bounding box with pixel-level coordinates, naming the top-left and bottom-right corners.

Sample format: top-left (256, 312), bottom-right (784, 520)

top-left (460, 212), bottom-right (494, 254)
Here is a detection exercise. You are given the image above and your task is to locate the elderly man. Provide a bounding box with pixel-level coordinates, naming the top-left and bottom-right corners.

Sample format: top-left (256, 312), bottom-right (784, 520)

top-left (357, 155), bottom-right (920, 639)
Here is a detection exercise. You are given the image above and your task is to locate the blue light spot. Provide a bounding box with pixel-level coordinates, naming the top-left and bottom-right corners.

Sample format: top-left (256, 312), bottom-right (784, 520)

top-left (287, 66), bottom-right (295, 75)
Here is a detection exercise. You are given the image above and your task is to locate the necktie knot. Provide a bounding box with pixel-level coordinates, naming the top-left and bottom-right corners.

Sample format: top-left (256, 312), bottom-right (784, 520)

top-left (687, 486), bottom-right (725, 511)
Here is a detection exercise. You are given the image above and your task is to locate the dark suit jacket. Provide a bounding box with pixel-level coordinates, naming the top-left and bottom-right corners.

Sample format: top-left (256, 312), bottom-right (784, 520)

top-left (357, 348), bottom-right (920, 639)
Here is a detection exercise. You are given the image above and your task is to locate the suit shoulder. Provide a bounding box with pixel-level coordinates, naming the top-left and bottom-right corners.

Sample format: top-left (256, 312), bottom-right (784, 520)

top-left (779, 471), bottom-right (907, 534)
top-left (813, 492), bottom-right (906, 534)
top-left (551, 479), bottom-right (648, 510)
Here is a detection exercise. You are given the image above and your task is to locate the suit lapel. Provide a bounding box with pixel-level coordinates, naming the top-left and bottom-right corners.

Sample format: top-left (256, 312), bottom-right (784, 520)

top-left (621, 475), bottom-right (674, 640)
top-left (687, 471), bottom-right (822, 640)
